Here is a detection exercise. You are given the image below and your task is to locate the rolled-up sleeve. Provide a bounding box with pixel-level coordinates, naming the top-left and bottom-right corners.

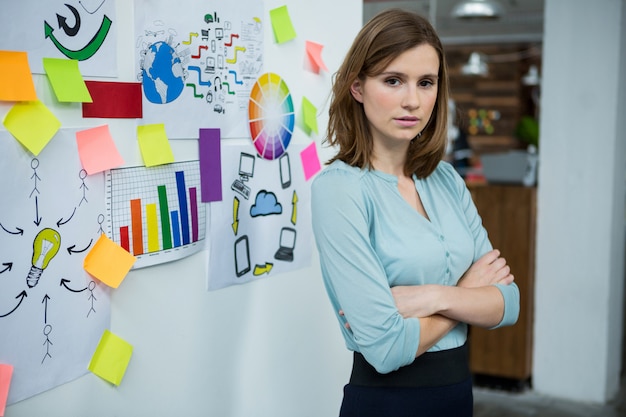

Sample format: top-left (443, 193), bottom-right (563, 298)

top-left (311, 169), bottom-right (419, 374)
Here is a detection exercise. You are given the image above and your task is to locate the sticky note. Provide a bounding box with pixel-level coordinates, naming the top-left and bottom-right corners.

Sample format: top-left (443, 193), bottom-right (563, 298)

top-left (199, 128), bottom-right (222, 202)
top-left (2, 100), bottom-right (60, 156)
top-left (300, 141), bottom-right (321, 181)
top-left (76, 125), bottom-right (124, 175)
top-left (269, 6), bottom-right (296, 44)
top-left (0, 50), bottom-right (37, 101)
top-left (84, 234), bottom-right (136, 288)
top-left (0, 364), bottom-right (13, 416)
top-left (83, 81), bottom-right (143, 118)
top-left (43, 57), bottom-right (92, 103)
top-left (305, 41), bottom-right (328, 74)
top-left (88, 330), bottom-right (133, 386)
top-left (301, 97), bottom-right (318, 135)
top-left (137, 124), bottom-right (175, 167)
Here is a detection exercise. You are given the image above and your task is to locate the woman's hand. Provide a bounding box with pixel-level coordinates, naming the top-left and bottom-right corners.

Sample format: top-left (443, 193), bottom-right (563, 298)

top-left (457, 249), bottom-right (514, 289)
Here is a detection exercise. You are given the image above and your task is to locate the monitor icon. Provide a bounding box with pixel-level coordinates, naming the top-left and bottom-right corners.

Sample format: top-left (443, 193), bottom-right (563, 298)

top-left (231, 152), bottom-right (255, 199)
top-left (274, 227), bottom-right (296, 262)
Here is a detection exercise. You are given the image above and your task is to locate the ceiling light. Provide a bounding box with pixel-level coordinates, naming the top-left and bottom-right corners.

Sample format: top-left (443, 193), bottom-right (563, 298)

top-left (461, 52), bottom-right (488, 76)
top-left (522, 65), bottom-right (540, 86)
top-left (451, 0), bottom-right (505, 19)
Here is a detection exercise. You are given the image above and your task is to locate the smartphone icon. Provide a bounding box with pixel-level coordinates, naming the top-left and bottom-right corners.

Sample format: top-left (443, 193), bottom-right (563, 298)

top-left (234, 235), bottom-right (251, 277)
top-left (279, 153), bottom-right (291, 189)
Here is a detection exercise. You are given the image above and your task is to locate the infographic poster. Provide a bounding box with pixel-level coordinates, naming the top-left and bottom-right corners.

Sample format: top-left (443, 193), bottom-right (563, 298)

top-left (0, 130), bottom-right (110, 405)
top-left (134, 0), bottom-right (264, 139)
top-left (0, 0), bottom-right (118, 76)
top-left (207, 142), bottom-right (313, 291)
top-left (105, 161), bottom-right (207, 269)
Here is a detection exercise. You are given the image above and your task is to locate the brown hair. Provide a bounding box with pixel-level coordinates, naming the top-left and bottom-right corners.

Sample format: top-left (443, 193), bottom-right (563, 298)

top-left (326, 8), bottom-right (450, 178)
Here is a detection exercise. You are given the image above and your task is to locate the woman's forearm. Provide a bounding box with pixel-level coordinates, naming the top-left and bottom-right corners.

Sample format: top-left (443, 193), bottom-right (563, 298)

top-left (416, 314), bottom-right (458, 357)
top-left (436, 285), bottom-right (505, 328)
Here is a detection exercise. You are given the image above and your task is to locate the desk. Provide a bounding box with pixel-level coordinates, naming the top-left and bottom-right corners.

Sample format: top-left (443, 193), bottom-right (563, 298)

top-left (468, 184), bottom-right (536, 382)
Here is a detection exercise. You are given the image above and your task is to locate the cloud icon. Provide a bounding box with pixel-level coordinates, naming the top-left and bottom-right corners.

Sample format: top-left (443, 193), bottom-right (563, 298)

top-left (250, 190), bottom-right (282, 217)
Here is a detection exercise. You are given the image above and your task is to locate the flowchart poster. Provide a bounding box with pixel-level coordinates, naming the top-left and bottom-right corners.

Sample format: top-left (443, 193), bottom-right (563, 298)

top-left (106, 161), bottom-right (207, 269)
top-left (0, 130), bottom-right (111, 405)
top-left (207, 142), bottom-right (313, 291)
top-left (134, 0), bottom-right (264, 139)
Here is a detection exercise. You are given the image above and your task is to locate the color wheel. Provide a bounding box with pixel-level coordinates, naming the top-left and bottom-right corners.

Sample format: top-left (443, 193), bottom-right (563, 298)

top-left (248, 72), bottom-right (295, 160)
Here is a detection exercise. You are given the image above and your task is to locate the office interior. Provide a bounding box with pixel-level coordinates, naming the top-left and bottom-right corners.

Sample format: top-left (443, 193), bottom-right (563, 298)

top-left (1, 1), bottom-right (624, 416)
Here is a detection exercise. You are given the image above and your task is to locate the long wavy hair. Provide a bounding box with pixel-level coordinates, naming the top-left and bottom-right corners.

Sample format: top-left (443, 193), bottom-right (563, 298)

top-left (325, 8), bottom-right (450, 178)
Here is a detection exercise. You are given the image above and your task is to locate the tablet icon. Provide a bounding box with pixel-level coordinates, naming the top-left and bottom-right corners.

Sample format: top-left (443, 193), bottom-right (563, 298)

top-left (274, 227), bottom-right (296, 262)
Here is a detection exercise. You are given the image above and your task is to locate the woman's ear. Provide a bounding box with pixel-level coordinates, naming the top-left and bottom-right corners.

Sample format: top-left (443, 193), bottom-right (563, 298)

top-left (350, 79), bottom-right (364, 103)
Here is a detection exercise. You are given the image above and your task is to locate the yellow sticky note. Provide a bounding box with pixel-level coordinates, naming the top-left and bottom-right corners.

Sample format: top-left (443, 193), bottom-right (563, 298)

top-left (84, 234), bottom-right (136, 288)
top-left (137, 124), bottom-right (175, 167)
top-left (76, 125), bottom-right (124, 174)
top-left (301, 97), bottom-right (318, 135)
top-left (3, 100), bottom-right (61, 156)
top-left (43, 57), bottom-right (92, 103)
top-left (0, 364), bottom-right (13, 416)
top-left (0, 50), bottom-right (37, 101)
top-left (88, 330), bottom-right (133, 386)
top-left (269, 5), bottom-right (296, 44)
top-left (305, 41), bottom-right (328, 74)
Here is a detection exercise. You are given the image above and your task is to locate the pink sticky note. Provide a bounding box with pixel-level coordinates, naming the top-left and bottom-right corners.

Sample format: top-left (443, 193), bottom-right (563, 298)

top-left (300, 142), bottom-right (321, 181)
top-left (305, 41), bottom-right (328, 74)
top-left (84, 234), bottom-right (136, 288)
top-left (0, 364), bottom-right (13, 416)
top-left (76, 125), bottom-right (124, 175)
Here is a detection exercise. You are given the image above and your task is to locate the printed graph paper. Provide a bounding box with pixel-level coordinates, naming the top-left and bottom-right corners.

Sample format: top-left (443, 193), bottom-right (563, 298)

top-left (106, 161), bottom-right (206, 269)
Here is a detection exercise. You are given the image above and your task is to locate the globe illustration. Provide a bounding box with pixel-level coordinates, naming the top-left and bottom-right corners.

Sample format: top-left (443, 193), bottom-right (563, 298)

top-left (141, 41), bottom-right (185, 104)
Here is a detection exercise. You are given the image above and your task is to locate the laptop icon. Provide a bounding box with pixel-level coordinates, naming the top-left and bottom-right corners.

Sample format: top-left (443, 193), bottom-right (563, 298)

top-left (274, 227), bottom-right (296, 262)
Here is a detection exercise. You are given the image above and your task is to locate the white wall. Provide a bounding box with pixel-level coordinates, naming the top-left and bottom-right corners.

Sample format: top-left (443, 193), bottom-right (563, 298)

top-left (533, 0), bottom-right (626, 403)
top-left (4, 0), bottom-right (361, 416)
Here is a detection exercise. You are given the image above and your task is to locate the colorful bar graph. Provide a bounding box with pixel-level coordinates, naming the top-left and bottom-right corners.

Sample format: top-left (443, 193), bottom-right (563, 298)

top-left (108, 161), bottom-right (206, 267)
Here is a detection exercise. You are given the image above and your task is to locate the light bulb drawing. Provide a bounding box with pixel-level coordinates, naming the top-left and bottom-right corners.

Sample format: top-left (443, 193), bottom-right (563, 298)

top-left (26, 228), bottom-right (62, 288)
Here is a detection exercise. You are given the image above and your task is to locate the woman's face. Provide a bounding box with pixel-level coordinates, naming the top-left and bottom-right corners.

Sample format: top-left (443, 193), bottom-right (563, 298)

top-left (350, 43), bottom-right (439, 152)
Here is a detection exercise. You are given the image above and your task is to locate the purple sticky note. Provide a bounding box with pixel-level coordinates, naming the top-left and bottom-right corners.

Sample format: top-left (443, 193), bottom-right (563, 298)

top-left (199, 128), bottom-right (222, 202)
top-left (300, 141), bottom-right (321, 181)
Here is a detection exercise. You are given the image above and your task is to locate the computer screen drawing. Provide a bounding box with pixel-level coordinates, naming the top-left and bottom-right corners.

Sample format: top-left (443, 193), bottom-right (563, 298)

top-left (231, 152), bottom-right (255, 199)
top-left (274, 227), bottom-right (296, 262)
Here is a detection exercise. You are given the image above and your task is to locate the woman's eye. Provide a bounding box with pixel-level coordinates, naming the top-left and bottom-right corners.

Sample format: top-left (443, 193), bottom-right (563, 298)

top-left (420, 79), bottom-right (435, 88)
top-left (385, 78), bottom-right (401, 86)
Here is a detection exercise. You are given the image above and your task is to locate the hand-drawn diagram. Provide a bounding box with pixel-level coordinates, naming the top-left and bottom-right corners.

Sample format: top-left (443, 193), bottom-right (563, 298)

top-left (0, 0), bottom-right (118, 76)
top-left (207, 143), bottom-right (313, 291)
top-left (134, 0), bottom-right (263, 139)
top-left (106, 161), bottom-right (207, 269)
top-left (0, 130), bottom-right (110, 405)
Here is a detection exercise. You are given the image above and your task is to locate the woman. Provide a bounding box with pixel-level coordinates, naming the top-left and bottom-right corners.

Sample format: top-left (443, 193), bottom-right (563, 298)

top-left (311, 9), bottom-right (520, 417)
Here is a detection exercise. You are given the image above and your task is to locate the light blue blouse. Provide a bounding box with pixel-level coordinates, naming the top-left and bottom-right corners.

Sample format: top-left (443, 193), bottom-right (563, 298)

top-left (311, 160), bottom-right (520, 374)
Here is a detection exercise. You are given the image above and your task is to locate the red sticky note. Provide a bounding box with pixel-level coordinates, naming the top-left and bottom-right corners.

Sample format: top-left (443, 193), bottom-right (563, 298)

top-left (82, 81), bottom-right (143, 118)
top-left (305, 41), bottom-right (328, 74)
top-left (0, 364), bottom-right (13, 415)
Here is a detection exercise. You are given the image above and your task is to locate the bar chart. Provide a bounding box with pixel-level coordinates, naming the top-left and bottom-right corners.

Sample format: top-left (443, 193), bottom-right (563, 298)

top-left (106, 161), bottom-right (206, 268)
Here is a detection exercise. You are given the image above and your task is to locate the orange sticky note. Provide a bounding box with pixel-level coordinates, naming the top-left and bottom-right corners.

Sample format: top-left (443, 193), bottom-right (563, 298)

top-left (0, 50), bottom-right (37, 101)
top-left (84, 234), bottom-right (136, 288)
top-left (300, 141), bottom-right (321, 181)
top-left (137, 123), bottom-right (174, 167)
top-left (305, 41), bottom-right (328, 74)
top-left (88, 330), bottom-right (133, 386)
top-left (0, 364), bottom-right (13, 416)
top-left (76, 125), bottom-right (124, 174)
top-left (2, 100), bottom-right (61, 156)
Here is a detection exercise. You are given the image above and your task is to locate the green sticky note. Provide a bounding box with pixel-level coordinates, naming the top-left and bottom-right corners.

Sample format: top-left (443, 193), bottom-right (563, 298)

top-left (89, 329), bottom-right (133, 386)
top-left (137, 123), bottom-right (175, 167)
top-left (2, 100), bottom-right (61, 156)
top-left (269, 5), bottom-right (296, 44)
top-left (43, 57), bottom-right (92, 103)
top-left (301, 96), bottom-right (318, 135)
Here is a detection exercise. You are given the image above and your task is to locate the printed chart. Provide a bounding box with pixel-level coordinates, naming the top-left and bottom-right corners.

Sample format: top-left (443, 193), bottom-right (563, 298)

top-left (106, 161), bottom-right (206, 268)
top-left (248, 72), bottom-right (295, 160)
